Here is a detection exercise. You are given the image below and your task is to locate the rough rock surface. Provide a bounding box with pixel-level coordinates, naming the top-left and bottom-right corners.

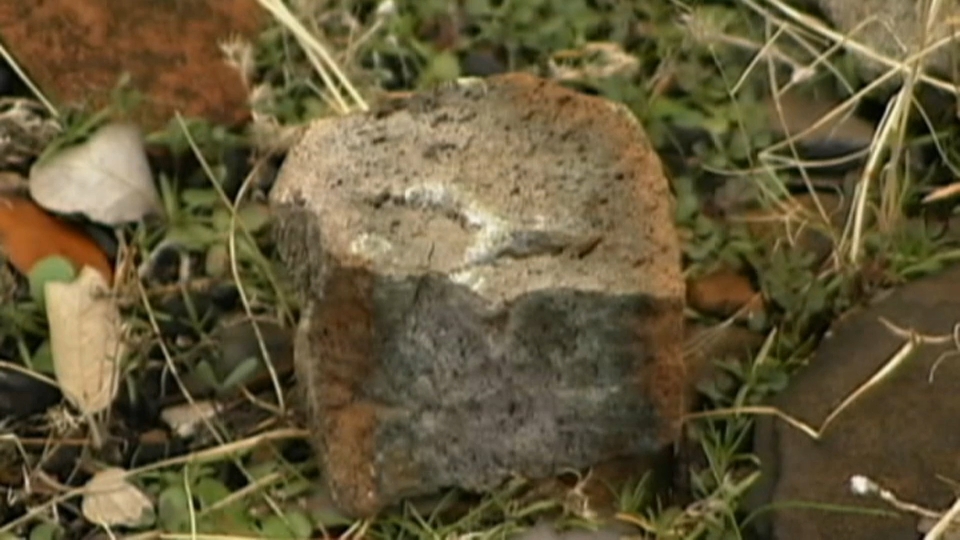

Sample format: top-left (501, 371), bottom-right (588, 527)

top-left (794, 0), bottom-right (960, 84)
top-left (0, 0), bottom-right (265, 129)
top-left (747, 264), bottom-right (960, 539)
top-left (270, 73), bottom-right (686, 517)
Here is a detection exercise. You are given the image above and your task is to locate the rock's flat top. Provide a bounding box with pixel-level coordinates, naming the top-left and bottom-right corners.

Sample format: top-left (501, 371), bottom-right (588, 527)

top-left (271, 73), bottom-right (682, 308)
top-left (749, 264), bottom-right (960, 539)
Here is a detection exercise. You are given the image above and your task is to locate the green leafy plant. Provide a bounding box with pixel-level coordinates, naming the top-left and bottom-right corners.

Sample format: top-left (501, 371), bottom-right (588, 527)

top-left (27, 255), bottom-right (76, 306)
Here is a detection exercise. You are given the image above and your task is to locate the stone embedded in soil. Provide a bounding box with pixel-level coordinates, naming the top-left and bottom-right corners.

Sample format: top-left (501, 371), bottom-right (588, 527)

top-left (0, 0), bottom-right (266, 130)
top-left (747, 263), bottom-right (960, 539)
top-left (270, 73), bottom-right (686, 517)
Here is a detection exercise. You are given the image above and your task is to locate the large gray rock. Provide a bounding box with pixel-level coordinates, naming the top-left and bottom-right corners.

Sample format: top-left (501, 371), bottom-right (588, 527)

top-left (270, 73), bottom-right (686, 517)
top-left (748, 264), bottom-right (960, 539)
top-left (799, 0), bottom-right (960, 84)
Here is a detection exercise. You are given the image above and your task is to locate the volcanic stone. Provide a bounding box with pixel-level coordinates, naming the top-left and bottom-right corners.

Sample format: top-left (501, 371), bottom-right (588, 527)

top-left (748, 264), bottom-right (960, 539)
top-left (270, 73), bottom-right (686, 517)
top-left (0, 0), bottom-right (265, 130)
top-left (800, 0), bottom-right (960, 85)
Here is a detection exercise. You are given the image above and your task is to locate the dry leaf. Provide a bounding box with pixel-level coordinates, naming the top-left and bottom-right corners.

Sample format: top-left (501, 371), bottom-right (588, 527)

top-left (29, 122), bottom-right (163, 226)
top-left (160, 400), bottom-right (220, 438)
top-left (0, 195), bottom-right (113, 282)
top-left (922, 181), bottom-right (960, 204)
top-left (82, 467), bottom-right (155, 527)
top-left (46, 266), bottom-right (124, 414)
top-left (686, 268), bottom-right (765, 320)
top-left (764, 90), bottom-right (875, 145)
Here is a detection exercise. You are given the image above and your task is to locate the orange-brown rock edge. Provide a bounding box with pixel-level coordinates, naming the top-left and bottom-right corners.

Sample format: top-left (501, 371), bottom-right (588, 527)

top-left (0, 0), bottom-right (266, 130)
top-left (271, 73), bottom-right (687, 517)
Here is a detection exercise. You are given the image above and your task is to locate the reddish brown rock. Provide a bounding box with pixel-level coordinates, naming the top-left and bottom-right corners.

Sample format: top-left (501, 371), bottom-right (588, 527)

top-left (686, 268), bottom-right (765, 320)
top-left (0, 0), bottom-right (266, 130)
top-left (271, 73), bottom-right (686, 517)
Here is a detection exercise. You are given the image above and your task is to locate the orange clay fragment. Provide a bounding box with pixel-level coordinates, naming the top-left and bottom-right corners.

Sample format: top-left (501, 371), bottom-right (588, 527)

top-left (0, 196), bottom-right (113, 283)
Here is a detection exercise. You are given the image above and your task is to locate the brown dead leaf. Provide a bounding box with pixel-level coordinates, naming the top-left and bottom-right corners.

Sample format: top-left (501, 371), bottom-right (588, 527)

top-left (0, 195), bottom-right (113, 282)
top-left (0, 1), bottom-right (267, 130)
top-left (764, 90), bottom-right (875, 145)
top-left (687, 269), bottom-right (764, 319)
